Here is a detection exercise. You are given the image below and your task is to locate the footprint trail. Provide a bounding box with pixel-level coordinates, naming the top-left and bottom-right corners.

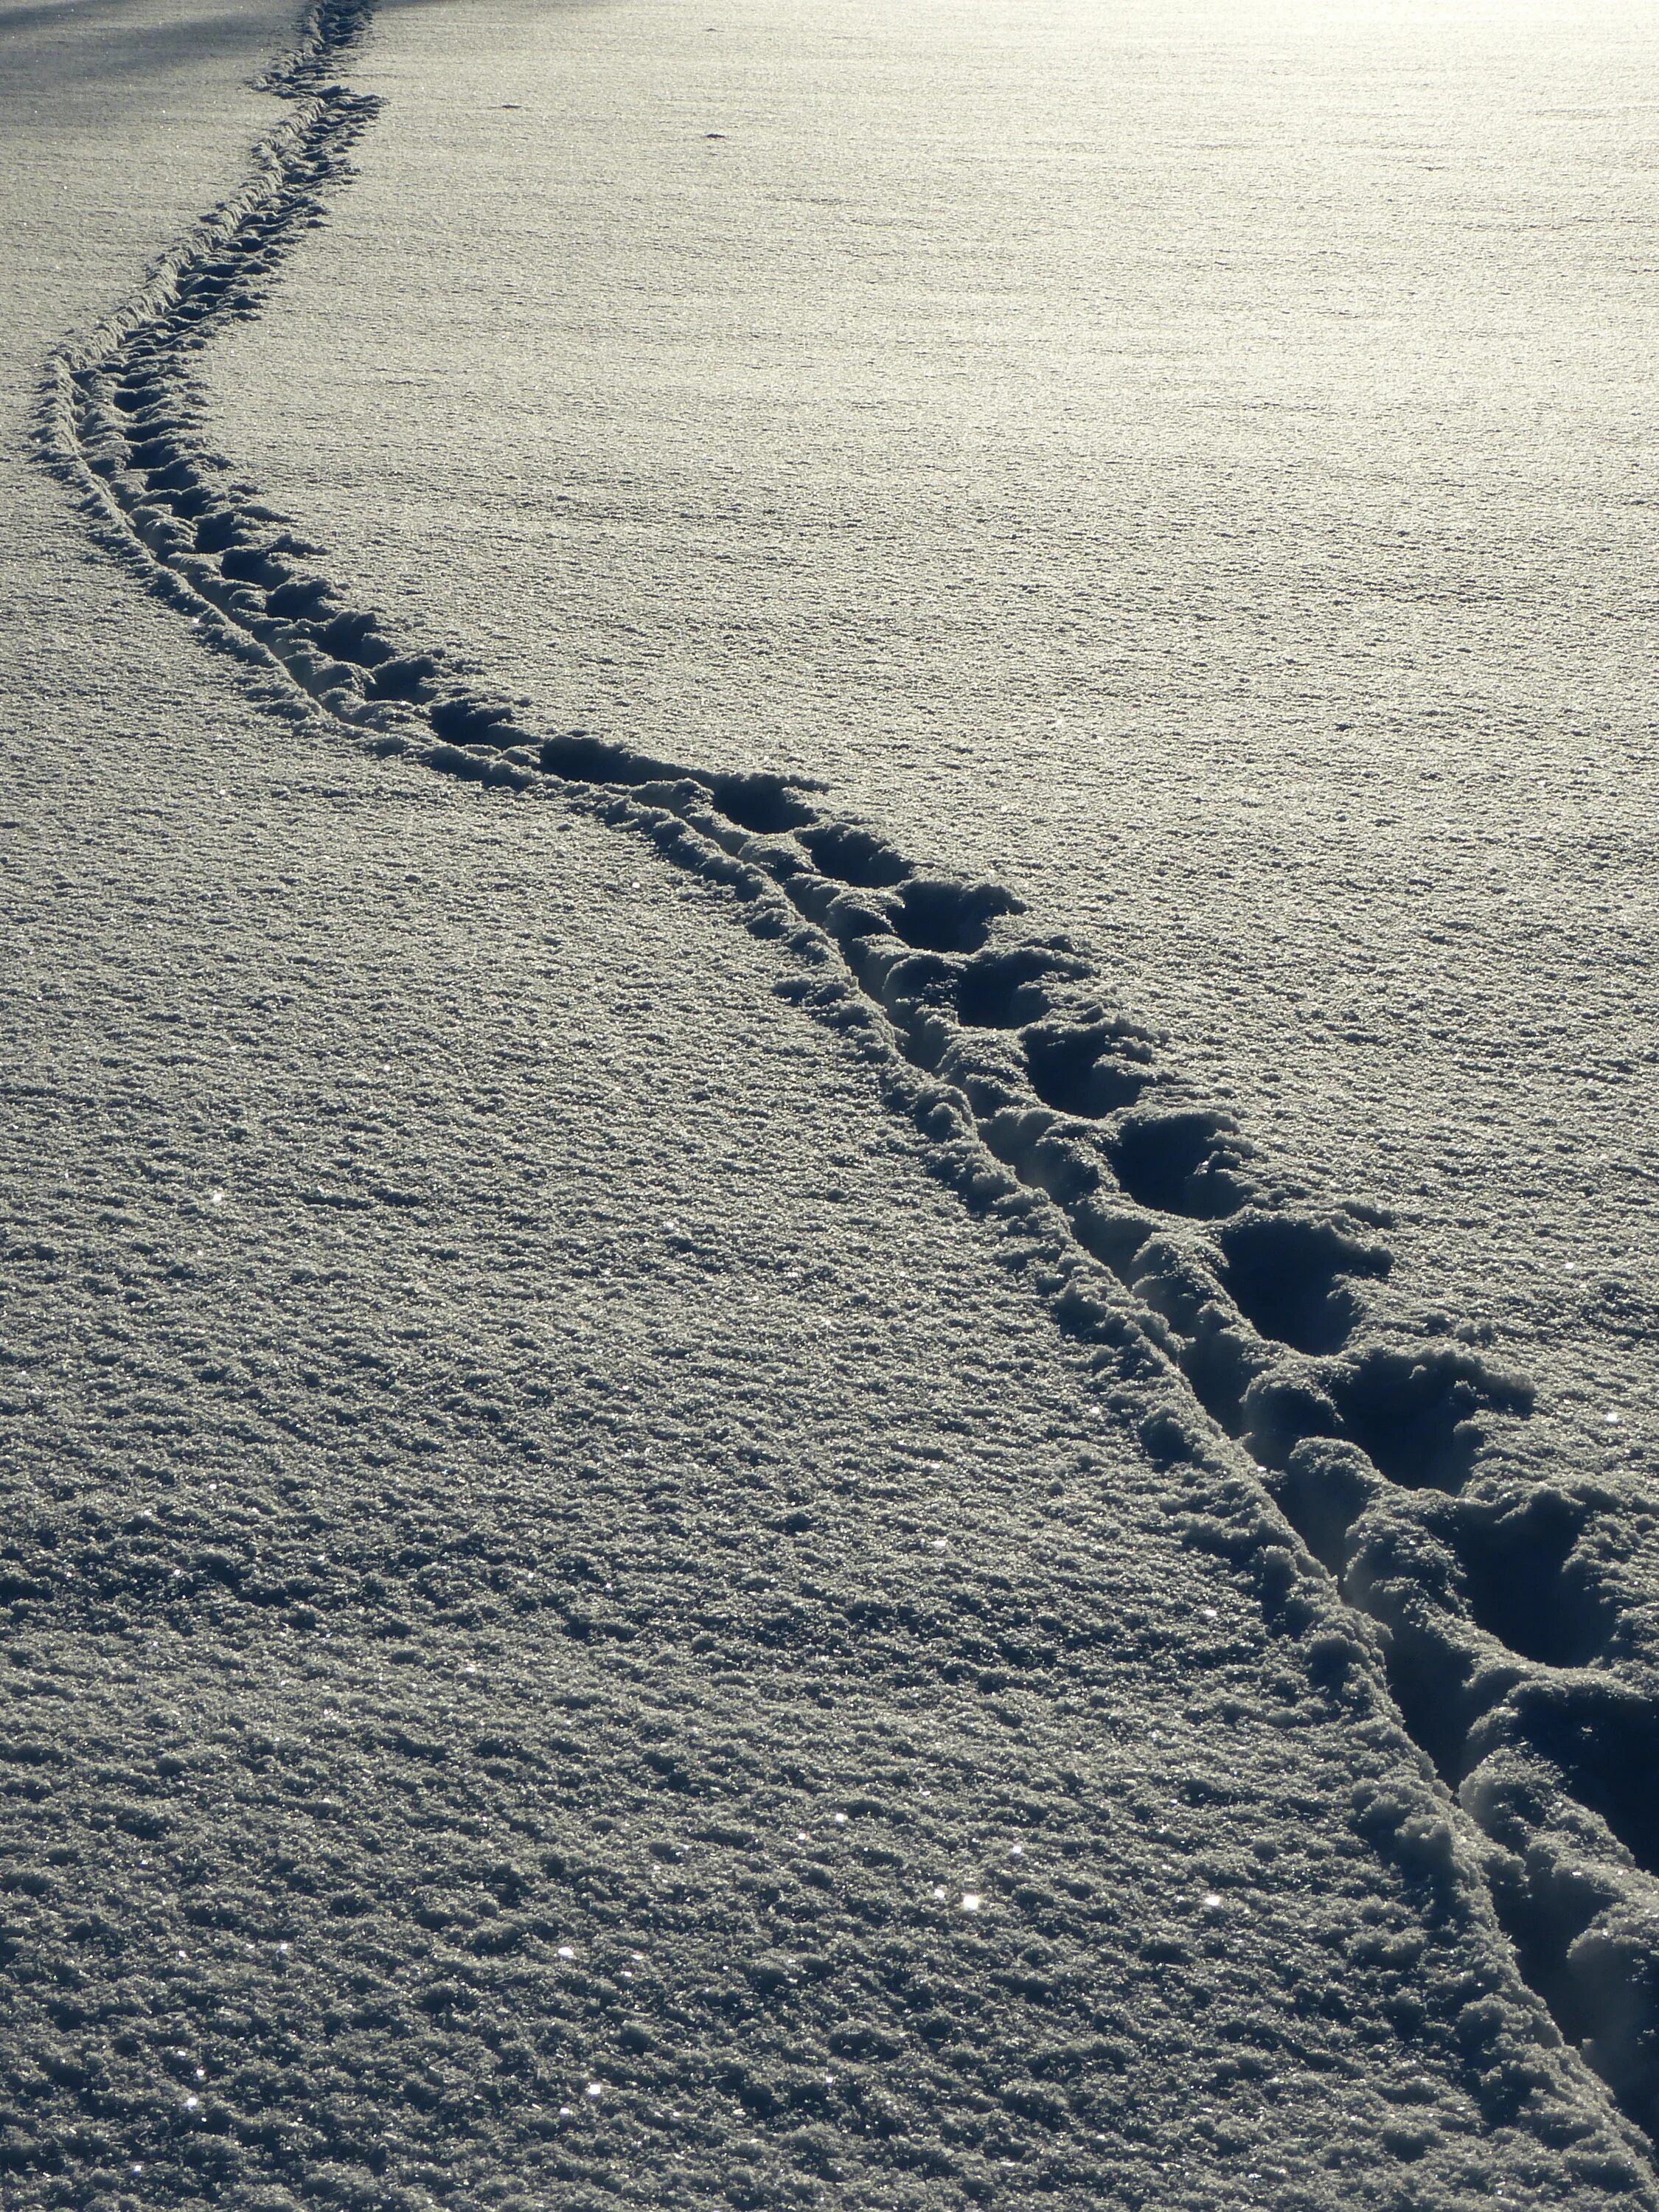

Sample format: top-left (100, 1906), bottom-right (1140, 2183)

top-left (36, 0), bottom-right (1659, 2160)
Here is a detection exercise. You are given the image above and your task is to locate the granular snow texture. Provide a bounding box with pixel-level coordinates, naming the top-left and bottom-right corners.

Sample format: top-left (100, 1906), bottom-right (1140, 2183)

top-left (4, 2), bottom-right (1659, 2210)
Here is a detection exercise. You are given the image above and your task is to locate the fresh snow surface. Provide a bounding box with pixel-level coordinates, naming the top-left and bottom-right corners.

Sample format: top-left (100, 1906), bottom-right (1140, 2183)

top-left (4, 1), bottom-right (1659, 2208)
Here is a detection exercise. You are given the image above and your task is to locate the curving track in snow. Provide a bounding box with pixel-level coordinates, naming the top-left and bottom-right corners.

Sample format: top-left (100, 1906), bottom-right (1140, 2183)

top-left (37, 0), bottom-right (1659, 2158)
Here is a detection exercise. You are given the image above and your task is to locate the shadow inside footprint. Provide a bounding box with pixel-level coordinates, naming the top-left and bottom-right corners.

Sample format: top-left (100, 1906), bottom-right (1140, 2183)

top-left (539, 730), bottom-right (672, 785)
top-left (318, 611), bottom-right (394, 668)
top-left (368, 654), bottom-right (442, 704)
top-left (1508, 1679), bottom-right (1659, 1878)
top-left (1023, 1019), bottom-right (1153, 1117)
top-left (1380, 1624), bottom-right (1478, 1786)
top-left (706, 771), bottom-right (820, 835)
top-left (220, 545), bottom-right (290, 588)
top-left (193, 509), bottom-right (246, 554)
top-left (889, 877), bottom-right (1024, 954)
top-left (796, 822), bottom-right (912, 888)
top-left (1217, 1211), bottom-right (1391, 1355)
top-left (1453, 1490), bottom-right (1611, 1668)
top-left (1106, 1110), bottom-right (1250, 1218)
top-left (1484, 1852), bottom-right (1609, 2058)
top-left (1328, 1344), bottom-right (1533, 1490)
top-left (954, 944), bottom-right (1091, 1030)
top-left (430, 694), bottom-right (521, 747)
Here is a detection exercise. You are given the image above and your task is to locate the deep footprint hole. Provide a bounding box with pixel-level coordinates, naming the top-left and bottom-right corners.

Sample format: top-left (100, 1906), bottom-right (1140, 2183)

top-left (1107, 1110), bottom-right (1250, 1218)
top-left (368, 654), bottom-right (444, 705)
top-left (1217, 1212), bottom-right (1390, 1356)
top-left (430, 694), bottom-right (521, 747)
top-left (1328, 1345), bottom-right (1531, 1491)
top-left (142, 459), bottom-right (201, 496)
top-left (796, 821), bottom-right (913, 889)
top-left (1510, 1682), bottom-right (1659, 1878)
top-left (1023, 1019), bottom-right (1153, 1118)
top-left (878, 951), bottom-right (961, 1020)
top-left (707, 773), bottom-right (820, 836)
top-left (220, 545), bottom-right (291, 589)
top-left (953, 944), bottom-right (1091, 1030)
top-left (1239, 1371), bottom-right (1340, 1473)
top-left (1491, 1868), bottom-right (1604, 2038)
top-left (318, 611), bottom-right (394, 668)
top-left (1454, 1492), bottom-right (1614, 1668)
top-left (159, 484), bottom-right (216, 521)
top-left (890, 877), bottom-right (1023, 955)
top-left (538, 731), bottom-right (662, 785)
top-left (193, 509), bottom-right (246, 554)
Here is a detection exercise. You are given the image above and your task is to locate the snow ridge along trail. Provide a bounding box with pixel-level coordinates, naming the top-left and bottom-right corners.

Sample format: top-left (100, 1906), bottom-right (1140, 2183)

top-left (37, 0), bottom-right (1659, 2163)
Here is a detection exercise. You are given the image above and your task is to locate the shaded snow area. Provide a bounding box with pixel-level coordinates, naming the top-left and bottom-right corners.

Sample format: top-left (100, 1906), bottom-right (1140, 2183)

top-left (4, 1), bottom-right (1659, 2208)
